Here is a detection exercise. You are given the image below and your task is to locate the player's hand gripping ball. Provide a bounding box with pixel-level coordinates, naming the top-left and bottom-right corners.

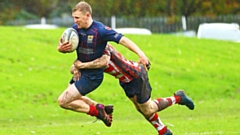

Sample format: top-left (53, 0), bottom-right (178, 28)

top-left (61, 28), bottom-right (79, 53)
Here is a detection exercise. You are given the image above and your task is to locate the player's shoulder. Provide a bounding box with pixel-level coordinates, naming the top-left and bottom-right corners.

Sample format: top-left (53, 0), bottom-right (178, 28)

top-left (93, 21), bottom-right (113, 31)
top-left (92, 21), bottom-right (104, 28)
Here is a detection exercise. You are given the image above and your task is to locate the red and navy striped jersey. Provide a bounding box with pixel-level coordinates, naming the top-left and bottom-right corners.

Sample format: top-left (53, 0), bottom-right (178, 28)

top-left (72, 21), bottom-right (123, 73)
top-left (104, 45), bottom-right (141, 83)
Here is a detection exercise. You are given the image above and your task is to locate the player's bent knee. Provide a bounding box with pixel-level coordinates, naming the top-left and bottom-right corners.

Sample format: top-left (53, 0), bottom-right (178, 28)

top-left (141, 109), bottom-right (153, 118)
top-left (57, 85), bottom-right (81, 109)
top-left (139, 105), bottom-right (155, 118)
top-left (58, 96), bottom-right (67, 108)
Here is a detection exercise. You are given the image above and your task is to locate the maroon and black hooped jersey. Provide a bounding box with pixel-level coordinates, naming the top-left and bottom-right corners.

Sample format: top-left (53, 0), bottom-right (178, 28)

top-left (104, 45), bottom-right (141, 83)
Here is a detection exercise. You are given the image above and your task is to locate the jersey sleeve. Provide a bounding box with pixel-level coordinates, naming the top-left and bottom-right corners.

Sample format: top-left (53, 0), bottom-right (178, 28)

top-left (100, 25), bottom-right (123, 43)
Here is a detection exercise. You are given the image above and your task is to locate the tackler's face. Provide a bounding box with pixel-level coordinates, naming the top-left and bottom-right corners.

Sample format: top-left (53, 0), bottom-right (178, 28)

top-left (72, 10), bottom-right (89, 29)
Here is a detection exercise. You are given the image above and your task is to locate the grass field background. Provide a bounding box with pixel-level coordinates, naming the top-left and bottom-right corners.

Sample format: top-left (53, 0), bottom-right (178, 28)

top-left (0, 26), bottom-right (239, 135)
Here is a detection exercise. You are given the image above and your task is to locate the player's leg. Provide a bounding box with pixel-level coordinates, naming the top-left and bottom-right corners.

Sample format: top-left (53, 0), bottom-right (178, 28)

top-left (70, 70), bottom-right (114, 114)
top-left (80, 96), bottom-right (98, 106)
top-left (126, 66), bottom-right (172, 135)
top-left (121, 80), bottom-right (172, 134)
top-left (129, 96), bottom-right (172, 135)
top-left (128, 96), bottom-right (141, 112)
top-left (79, 96), bottom-right (114, 115)
top-left (74, 73), bottom-right (113, 127)
top-left (58, 84), bottom-right (90, 113)
top-left (153, 90), bottom-right (194, 111)
top-left (58, 73), bottom-right (112, 127)
top-left (137, 98), bottom-right (157, 117)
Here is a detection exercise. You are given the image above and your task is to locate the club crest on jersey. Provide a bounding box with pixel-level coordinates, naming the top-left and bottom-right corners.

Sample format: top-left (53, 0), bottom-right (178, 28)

top-left (87, 35), bottom-right (94, 43)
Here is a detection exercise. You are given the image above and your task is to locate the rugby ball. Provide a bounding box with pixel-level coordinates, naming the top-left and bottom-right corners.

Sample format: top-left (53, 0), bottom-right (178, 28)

top-left (61, 28), bottom-right (79, 53)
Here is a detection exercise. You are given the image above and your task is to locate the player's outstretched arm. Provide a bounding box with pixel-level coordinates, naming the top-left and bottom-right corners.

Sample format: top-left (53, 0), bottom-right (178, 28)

top-left (118, 36), bottom-right (150, 69)
top-left (74, 54), bottom-right (110, 69)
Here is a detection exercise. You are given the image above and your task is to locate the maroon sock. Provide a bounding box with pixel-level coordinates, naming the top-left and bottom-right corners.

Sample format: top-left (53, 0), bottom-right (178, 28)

top-left (158, 126), bottom-right (167, 135)
top-left (147, 113), bottom-right (167, 135)
top-left (154, 98), bottom-right (172, 111)
top-left (174, 95), bottom-right (181, 103)
top-left (87, 105), bottom-right (98, 116)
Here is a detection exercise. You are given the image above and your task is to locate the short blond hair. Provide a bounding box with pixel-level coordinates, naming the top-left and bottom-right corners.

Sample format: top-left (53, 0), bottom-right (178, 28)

top-left (72, 1), bottom-right (92, 14)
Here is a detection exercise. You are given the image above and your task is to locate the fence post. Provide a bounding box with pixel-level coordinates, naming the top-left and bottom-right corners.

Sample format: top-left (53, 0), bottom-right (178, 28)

top-left (182, 16), bottom-right (187, 31)
top-left (111, 16), bottom-right (116, 29)
top-left (41, 17), bottom-right (46, 25)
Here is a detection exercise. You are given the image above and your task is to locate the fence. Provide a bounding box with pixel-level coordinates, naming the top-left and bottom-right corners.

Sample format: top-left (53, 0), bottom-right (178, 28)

top-left (7, 15), bottom-right (240, 34)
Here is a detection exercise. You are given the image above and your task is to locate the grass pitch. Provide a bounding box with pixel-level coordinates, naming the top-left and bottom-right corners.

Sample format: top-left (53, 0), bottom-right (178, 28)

top-left (0, 26), bottom-right (239, 135)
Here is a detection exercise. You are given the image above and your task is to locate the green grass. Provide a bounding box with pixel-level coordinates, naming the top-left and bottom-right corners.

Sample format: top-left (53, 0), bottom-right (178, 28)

top-left (0, 26), bottom-right (240, 135)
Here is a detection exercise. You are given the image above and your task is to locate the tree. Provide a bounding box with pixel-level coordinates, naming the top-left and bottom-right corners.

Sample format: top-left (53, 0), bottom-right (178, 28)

top-left (0, 0), bottom-right (20, 24)
top-left (2, 0), bottom-right (240, 25)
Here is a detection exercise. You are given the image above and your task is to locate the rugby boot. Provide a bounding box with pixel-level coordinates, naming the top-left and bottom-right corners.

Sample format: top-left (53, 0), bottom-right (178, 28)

top-left (174, 90), bottom-right (194, 110)
top-left (96, 104), bottom-right (112, 127)
top-left (105, 105), bottom-right (114, 119)
top-left (105, 105), bottom-right (114, 115)
top-left (162, 128), bottom-right (173, 135)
